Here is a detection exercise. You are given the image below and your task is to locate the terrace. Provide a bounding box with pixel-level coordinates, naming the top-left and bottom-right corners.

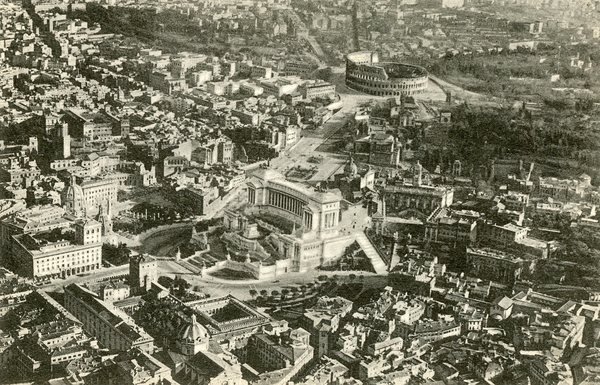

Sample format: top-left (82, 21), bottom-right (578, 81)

top-left (285, 165), bottom-right (319, 181)
top-left (246, 211), bottom-right (297, 235)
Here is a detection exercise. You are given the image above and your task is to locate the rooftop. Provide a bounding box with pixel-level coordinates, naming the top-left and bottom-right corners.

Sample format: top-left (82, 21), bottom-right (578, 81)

top-left (65, 284), bottom-right (152, 343)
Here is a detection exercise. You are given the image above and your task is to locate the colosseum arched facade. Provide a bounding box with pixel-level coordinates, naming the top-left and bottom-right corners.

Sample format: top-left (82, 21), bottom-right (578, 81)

top-left (345, 51), bottom-right (428, 97)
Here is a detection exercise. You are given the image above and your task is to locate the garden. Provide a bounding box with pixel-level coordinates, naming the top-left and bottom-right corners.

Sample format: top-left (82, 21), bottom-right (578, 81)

top-left (209, 269), bottom-right (255, 281)
top-left (249, 274), bottom-right (368, 311)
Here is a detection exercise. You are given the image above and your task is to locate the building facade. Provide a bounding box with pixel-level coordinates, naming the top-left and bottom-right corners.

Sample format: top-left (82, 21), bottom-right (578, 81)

top-left (10, 220), bottom-right (102, 278)
top-left (384, 184), bottom-right (454, 218)
top-left (61, 176), bottom-right (117, 217)
top-left (300, 81), bottom-right (336, 100)
top-left (63, 109), bottom-right (114, 142)
top-left (424, 207), bottom-right (478, 245)
top-left (191, 137), bottom-right (234, 166)
top-left (466, 247), bottom-right (524, 284)
top-left (247, 169), bottom-right (342, 238)
top-left (245, 169), bottom-right (356, 272)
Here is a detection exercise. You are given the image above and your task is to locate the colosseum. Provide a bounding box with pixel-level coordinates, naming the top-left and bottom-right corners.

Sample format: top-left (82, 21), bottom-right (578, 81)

top-left (345, 51), bottom-right (428, 97)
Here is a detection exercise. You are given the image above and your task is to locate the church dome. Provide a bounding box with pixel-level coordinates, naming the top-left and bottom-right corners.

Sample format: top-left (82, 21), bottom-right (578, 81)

top-left (179, 314), bottom-right (208, 343)
top-left (64, 181), bottom-right (84, 202)
top-left (62, 176), bottom-right (84, 216)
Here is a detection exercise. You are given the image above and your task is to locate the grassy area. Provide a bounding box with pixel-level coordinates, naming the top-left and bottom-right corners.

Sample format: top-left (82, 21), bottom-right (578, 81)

top-left (209, 269), bottom-right (255, 281)
top-left (207, 231), bottom-right (228, 259)
top-left (407, 45), bottom-right (600, 101)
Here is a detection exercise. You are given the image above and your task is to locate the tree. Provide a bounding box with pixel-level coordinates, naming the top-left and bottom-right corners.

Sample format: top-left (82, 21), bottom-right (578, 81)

top-left (249, 289), bottom-right (257, 298)
top-left (158, 276), bottom-right (174, 289)
top-left (260, 290), bottom-right (268, 297)
top-left (314, 67), bottom-right (333, 82)
top-left (349, 273), bottom-right (356, 282)
top-left (102, 243), bottom-right (132, 266)
top-left (271, 290), bottom-right (280, 297)
top-left (173, 276), bottom-right (191, 295)
top-left (576, 96), bottom-right (594, 112)
top-left (281, 289), bottom-right (290, 297)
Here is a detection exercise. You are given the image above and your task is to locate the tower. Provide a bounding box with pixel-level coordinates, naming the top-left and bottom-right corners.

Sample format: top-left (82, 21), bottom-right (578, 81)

top-left (96, 200), bottom-right (113, 236)
top-left (129, 254), bottom-right (157, 294)
top-left (413, 161), bottom-right (423, 187)
top-left (62, 134), bottom-right (71, 159)
top-left (56, 122), bottom-right (71, 158)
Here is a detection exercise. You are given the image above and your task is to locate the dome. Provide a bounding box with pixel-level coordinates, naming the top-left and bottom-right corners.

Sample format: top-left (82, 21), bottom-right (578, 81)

top-left (179, 314), bottom-right (208, 343)
top-left (64, 180), bottom-right (84, 202)
top-left (62, 175), bottom-right (84, 216)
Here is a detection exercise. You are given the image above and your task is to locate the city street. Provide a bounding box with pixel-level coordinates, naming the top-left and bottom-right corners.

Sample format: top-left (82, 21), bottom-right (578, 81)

top-left (161, 267), bottom-right (385, 301)
top-left (38, 254), bottom-right (386, 302)
top-left (39, 258), bottom-right (196, 293)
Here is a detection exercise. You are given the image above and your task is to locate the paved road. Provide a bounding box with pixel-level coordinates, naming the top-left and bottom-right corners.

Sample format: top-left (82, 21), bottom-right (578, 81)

top-left (39, 259), bottom-right (195, 293)
top-left (304, 35), bottom-right (326, 59)
top-left (38, 254), bottom-right (387, 302)
top-left (40, 265), bottom-right (130, 292)
top-left (268, 79), bottom-right (376, 181)
top-left (267, 66), bottom-right (479, 182)
top-left (428, 74), bottom-right (503, 107)
top-left (163, 268), bottom-right (385, 301)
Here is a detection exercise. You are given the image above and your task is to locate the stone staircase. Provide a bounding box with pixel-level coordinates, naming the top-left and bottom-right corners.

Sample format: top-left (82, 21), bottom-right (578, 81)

top-left (176, 259), bottom-right (202, 274)
top-left (355, 232), bottom-right (388, 275)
